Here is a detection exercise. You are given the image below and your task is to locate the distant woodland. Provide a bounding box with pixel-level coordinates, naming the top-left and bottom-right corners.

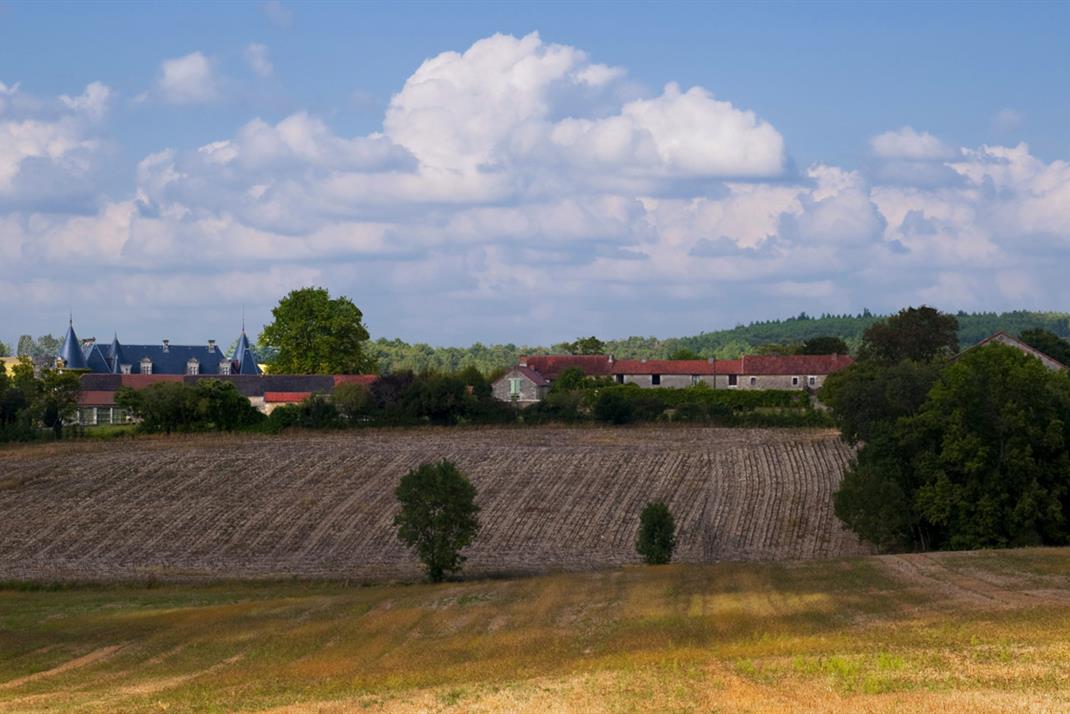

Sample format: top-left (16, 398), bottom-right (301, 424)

top-left (369, 310), bottom-right (1070, 375)
top-left (10, 309), bottom-right (1069, 376)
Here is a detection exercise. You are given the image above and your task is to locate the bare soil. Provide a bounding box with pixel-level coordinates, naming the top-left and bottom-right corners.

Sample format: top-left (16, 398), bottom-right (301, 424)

top-left (0, 426), bottom-right (871, 581)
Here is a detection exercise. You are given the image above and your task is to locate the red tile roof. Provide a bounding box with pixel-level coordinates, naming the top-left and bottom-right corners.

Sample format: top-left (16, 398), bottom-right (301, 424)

top-left (608, 355), bottom-right (853, 376)
top-left (516, 366), bottom-right (551, 386)
top-left (520, 355), bottom-right (613, 378)
top-left (77, 391), bottom-right (117, 406)
top-left (332, 375), bottom-right (379, 387)
top-left (739, 354), bottom-right (854, 375)
top-left (713, 358), bottom-right (744, 375)
top-left (264, 391), bottom-right (312, 403)
top-left (610, 359), bottom-right (716, 375)
top-left (120, 374), bottom-right (184, 388)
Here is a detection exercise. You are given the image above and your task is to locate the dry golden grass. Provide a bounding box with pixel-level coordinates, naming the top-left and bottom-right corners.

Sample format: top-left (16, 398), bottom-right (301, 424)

top-left (3, 549), bottom-right (1070, 712)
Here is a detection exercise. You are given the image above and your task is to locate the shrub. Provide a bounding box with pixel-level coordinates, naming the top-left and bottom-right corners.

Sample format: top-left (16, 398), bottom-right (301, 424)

top-left (524, 391), bottom-right (588, 424)
top-left (593, 389), bottom-right (637, 424)
top-left (637, 501), bottom-right (676, 564)
top-left (394, 460), bottom-right (480, 582)
top-left (333, 382), bottom-right (371, 422)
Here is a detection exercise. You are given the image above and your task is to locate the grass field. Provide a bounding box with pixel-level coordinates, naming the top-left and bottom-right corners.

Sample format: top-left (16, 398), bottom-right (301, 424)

top-left (0, 426), bottom-right (868, 582)
top-left (3, 548), bottom-right (1070, 712)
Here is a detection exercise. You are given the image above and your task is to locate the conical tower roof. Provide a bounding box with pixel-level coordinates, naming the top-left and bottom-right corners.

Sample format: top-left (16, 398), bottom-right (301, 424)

top-left (109, 334), bottom-right (126, 373)
top-left (231, 329), bottom-right (261, 375)
top-left (58, 318), bottom-right (88, 370)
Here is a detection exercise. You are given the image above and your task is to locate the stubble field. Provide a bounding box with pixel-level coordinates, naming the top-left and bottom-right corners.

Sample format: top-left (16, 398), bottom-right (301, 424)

top-left (0, 426), bottom-right (870, 582)
top-left (2, 549), bottom-right (1070, 712)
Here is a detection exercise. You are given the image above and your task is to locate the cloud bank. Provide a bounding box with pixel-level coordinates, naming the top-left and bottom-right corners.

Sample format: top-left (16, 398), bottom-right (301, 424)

top-left (2, 32), bottom-right (1070, 344)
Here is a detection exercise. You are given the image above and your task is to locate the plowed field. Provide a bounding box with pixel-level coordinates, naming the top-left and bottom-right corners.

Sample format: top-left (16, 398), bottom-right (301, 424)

top-left (0, 426), bottom-right (870, 581)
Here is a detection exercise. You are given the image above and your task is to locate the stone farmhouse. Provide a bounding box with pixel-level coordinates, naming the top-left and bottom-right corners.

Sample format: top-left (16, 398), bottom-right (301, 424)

top-left (492, 353), bottom-right (854, 404)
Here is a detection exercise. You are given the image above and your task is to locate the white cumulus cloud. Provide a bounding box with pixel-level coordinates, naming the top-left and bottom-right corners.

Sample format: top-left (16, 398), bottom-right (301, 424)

top-left (59, 81), bottom-right (114, 120)
top-left (871, 126), bottom-right (955, 160)
top-left (4, 34), bottom-right (1070, 345)
top-left (157, 52), bottom-right (219, 104)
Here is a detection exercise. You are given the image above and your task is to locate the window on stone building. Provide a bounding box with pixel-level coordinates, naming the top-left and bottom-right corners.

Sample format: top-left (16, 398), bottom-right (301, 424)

top-left (651, 374), bottom-right (661, 385)
top-left (509, 378), bottom-right (522, 396)
top-left (749, 376), bottom-right (757, 386)
top-left (141, 358), bottom-right (152, 375)
top-left (691, 375), bottom-right (701, 385)
top-left (219, 361), bottom-right (232, 375)
top-left (808, 376), bottom-right (817, 386)
top-left (791, 376), bottom-right (800, 386)
top-left (187, 359), bottom-right (200, 376)
top-left (728, 374), bottom-right (738, 387)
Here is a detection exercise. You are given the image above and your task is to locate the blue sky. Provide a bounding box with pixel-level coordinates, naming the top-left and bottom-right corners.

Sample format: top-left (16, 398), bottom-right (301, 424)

top-left (2, 1), bottom-right (1069, 348)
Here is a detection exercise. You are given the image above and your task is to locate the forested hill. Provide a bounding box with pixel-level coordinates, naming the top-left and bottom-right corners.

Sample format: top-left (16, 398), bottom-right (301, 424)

top-left (370, 310), bottom-right (1070, 375)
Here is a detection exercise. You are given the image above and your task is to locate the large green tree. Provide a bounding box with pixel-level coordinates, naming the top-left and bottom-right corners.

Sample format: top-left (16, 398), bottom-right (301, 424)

top-left (0, 340), bottom-right (10, 357)
top-left (820, 359), bottom-right (940, 445)
top-left (260, 287), bottom-right (375, 374)
top-left (909, 343), bottom-right (1070, 549)
top-left (858, 306), bottom-right (959, 363)
top-left (566, 336), bottom-right (606, 355)
top-left (798, 336), bottom-right (850, 355)
top-left (34, 369), bottom-right (81, 439)
top-left (1019, 328), bottom-right (1070, 366)
top-left (394, 460), bottom-right (480, 582)
top-left (833, 343), bottom-right (1070, 551)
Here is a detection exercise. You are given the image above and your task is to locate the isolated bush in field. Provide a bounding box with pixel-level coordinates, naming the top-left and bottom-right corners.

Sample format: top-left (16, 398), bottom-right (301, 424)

top-left (394, 460), bottom-right (480, 582)
top-left (637, 501), bottom-right (676, 565)
top-left (332, 382), bottom-right (371, 421)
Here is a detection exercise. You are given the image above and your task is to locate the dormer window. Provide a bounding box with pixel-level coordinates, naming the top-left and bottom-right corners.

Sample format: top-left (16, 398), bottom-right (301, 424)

top-left (141, 358), bottom-right (152, 375)
top-left (186, 358), bottom-right (200, 376)
top-left (120, 364), bottom-right (131, 375)
top-left (219, 361), bottom-right (231, 376)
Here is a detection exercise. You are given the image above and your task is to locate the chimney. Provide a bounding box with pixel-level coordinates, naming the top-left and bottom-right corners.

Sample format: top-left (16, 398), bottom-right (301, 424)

top-left (162, 339), bottom-right (169, 352)
top-left (708, 357), bottom-right (714, 363)
top-left (608, 354), bottom-right (614, 365)
top-left (208, 339), bottom-right (216, 353)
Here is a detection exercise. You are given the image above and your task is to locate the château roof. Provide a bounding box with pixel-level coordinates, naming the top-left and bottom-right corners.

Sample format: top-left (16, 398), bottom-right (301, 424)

top-left (232, 331), bottom-right (261, 375)
top-left (85, 343), bottom-right (110, 373)
top-left (59, 320), bottom-right (88, 370)
top-left (108, 335), bottom-right (126, 374)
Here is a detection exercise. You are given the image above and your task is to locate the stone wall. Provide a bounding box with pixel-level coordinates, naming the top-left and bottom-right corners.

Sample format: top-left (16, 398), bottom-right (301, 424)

top-left (491, 368), bottom-right (545, 404)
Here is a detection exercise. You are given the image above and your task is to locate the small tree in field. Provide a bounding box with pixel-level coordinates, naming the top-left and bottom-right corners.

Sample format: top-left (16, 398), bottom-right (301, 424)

top-left (394, 460), bottom-right (480, 582)
top-left (637, 501), bottom-right (676, 564)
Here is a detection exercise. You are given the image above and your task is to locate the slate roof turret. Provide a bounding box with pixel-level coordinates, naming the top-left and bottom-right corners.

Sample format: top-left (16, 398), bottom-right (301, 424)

top-left (58, 319), bottom-right (89, 370)
top-left (231, 330), bottom-right (261, 375)
top-left (108, 334), bottom-right (126, 374)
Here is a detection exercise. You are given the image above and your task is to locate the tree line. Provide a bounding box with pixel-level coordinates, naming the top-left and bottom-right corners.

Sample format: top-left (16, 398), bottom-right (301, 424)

top-left (7, 288), bottom-right (1066, 377)
top-left (0, 358), bottom-right (81, 442)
